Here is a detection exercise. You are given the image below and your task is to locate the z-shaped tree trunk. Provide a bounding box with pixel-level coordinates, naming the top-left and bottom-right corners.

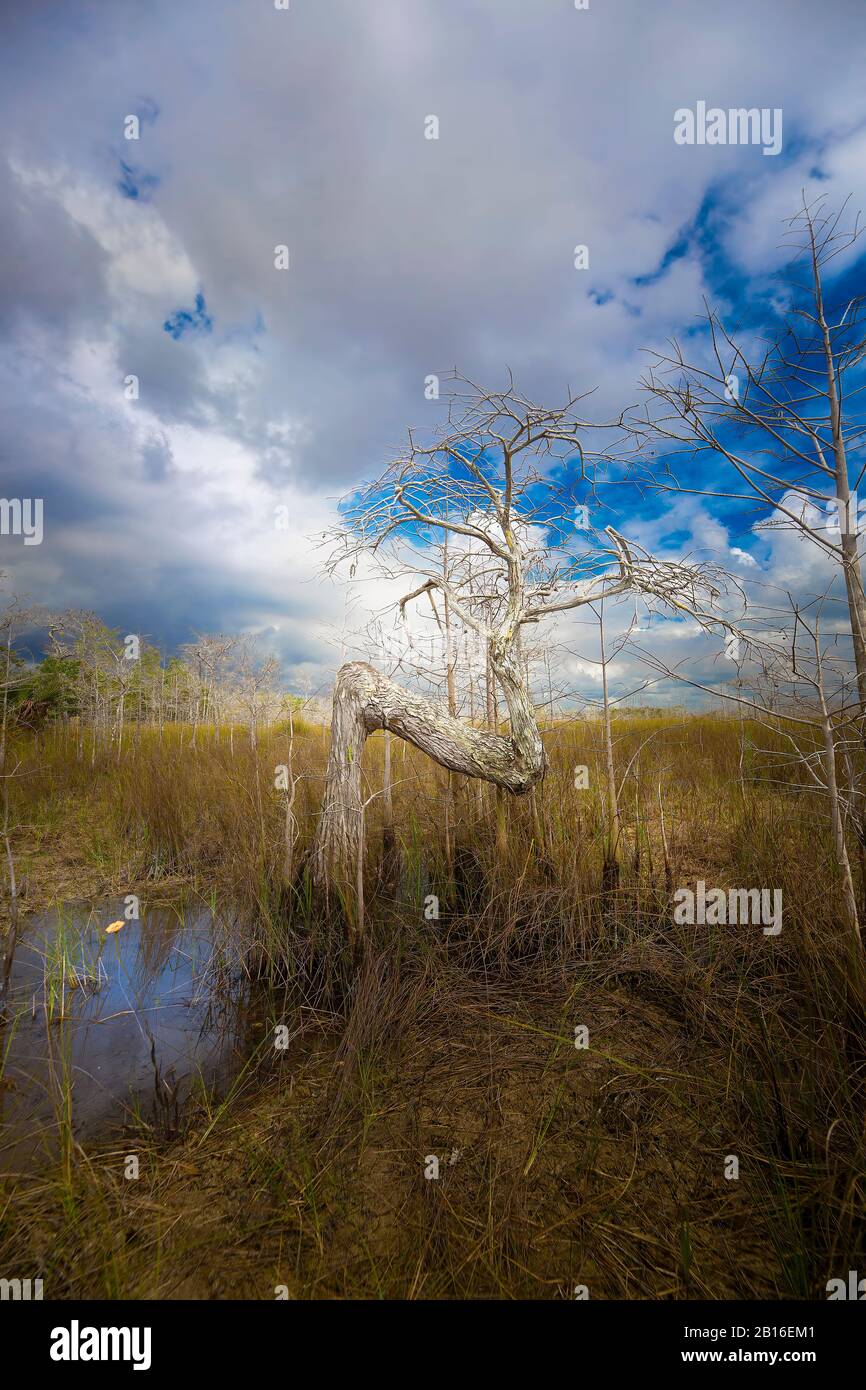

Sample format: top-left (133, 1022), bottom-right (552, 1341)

top-left (310, 642), bottom-right (543, 887)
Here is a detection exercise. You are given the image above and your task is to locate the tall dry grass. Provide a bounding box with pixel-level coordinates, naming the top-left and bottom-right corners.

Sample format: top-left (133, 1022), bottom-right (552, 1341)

top-left (1, 711), bottom-right (863, 1298)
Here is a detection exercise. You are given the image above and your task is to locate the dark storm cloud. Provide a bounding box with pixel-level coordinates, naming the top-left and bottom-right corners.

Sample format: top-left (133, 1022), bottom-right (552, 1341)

top-left (140, 434), bottom-right (174, 483)
top-left (113, 319), bottom-right (217, 426)
top-left (0, 158), bottom-right (110, 335)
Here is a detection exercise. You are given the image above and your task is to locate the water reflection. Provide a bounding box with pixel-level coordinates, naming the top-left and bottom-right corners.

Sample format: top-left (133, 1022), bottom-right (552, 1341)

top-left (0, 900), bottom-right (252, 1171)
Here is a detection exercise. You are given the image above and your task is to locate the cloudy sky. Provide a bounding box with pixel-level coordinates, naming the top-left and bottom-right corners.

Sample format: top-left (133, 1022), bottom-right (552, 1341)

top-left (2, 0), bottom-right (866, 706)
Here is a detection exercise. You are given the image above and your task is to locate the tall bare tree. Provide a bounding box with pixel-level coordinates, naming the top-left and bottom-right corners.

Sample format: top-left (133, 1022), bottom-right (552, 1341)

top-left (634, 194), bottom-right (866, 711)
top-left (310, 374), bottom-right (727, 891)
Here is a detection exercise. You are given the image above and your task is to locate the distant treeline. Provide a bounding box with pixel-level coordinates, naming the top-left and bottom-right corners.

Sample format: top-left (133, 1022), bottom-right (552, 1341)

top-left (5, 611), bottom-right (299, 742)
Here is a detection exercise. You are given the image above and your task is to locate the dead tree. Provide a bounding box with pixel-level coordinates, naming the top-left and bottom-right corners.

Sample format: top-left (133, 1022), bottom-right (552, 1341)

top-left (634, 589), bottom-right (862, 944)
top-left (310, 374), bottom-right (726, 891)
top-left (633, 194), bottom-right (866, 714)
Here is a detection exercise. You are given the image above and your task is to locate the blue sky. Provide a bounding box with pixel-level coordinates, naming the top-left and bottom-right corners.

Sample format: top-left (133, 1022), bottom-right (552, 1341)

top-left (1, 0), bottom-right (866, 703)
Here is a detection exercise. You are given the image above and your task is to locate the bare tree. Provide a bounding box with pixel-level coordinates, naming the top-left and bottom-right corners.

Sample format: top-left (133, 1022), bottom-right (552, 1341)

top-left (634, 587), bottom-right (862, 942)
top-left (310, 374), bottom-right (728, 892)
top-left (634, 194), bottom-right (866, 711)
top-left (232, 637), bottom-right (280, 752)
top-left (48, 612), bottom-right (123, 762)
top-left (183, 634), bottom-right (239, 742)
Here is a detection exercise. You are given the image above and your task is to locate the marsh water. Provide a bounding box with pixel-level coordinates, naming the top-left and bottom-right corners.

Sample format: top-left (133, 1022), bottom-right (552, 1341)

top-left (0, 900), bottom-right (255, 1171)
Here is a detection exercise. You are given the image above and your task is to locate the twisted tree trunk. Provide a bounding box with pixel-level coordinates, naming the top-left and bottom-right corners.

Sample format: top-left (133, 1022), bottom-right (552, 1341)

top-left (311, 645), bottom-right (544, 888)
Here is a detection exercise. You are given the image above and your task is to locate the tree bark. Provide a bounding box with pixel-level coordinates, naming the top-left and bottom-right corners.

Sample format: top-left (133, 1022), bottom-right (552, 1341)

top-left (599, 602), bottom-right (622, 886)
top-left (311, 652), bottom-right (544, 887)
top-left (820, 709), bottom-right (860, 943)
top-left (811, 224), bottom-right (866, 712)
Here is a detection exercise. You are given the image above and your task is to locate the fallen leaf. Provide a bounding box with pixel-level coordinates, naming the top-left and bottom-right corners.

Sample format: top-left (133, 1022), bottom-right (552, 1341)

top-left (105, 920), bottom-right (124, 934)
